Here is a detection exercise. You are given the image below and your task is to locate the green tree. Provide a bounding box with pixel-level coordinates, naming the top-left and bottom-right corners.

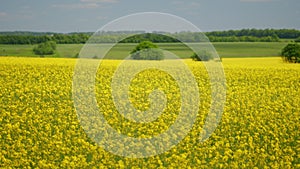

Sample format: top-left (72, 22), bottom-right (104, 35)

top-left (33, 41), bottom-right (56, 57)
top-left (191, 50), bottom-right (213, 61)
top-left (281, 43), bottom-right (300, 63)
top-left (130, 41), bottom-right (164, 60)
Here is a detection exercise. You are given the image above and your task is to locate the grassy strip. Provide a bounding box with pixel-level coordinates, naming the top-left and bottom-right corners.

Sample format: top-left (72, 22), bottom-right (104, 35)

top-left (0, 42), bottom-right (288, 59)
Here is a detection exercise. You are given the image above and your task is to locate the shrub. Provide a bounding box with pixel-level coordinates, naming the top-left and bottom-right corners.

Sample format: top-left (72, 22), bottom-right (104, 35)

top-left (295, 37), bottom-right (300, 43)
top-left (191, 50), bottom-right (213, 61)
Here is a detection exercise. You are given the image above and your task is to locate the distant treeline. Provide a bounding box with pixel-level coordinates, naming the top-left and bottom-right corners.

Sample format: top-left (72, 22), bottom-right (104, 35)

top-left (0, 33), bottom-right (90, 44)
top-left (0, 29), bottom-right (299, 44)
top-left (206, 29), bottom-right (300, 39)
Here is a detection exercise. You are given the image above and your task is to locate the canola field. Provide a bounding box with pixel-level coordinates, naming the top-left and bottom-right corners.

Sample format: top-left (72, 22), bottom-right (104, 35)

top-left (0, 57), bottom-right (299, 168)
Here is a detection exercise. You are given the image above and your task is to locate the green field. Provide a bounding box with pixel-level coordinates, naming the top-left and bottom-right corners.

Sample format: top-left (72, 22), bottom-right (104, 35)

top-left (0, 42), bottom-right (288, 59)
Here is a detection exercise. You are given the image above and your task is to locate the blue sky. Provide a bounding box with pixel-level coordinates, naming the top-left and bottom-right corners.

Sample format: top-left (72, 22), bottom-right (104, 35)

top-left (0, 0), bottom-right (299, 32)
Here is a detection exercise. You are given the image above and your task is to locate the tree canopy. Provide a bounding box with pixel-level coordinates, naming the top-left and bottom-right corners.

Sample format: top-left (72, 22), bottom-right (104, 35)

top-left (281, 43), bottom-right (300, 63)
top-left (33, 41), bottom-right (57, 57)
top-left (130, 41), bottom-right (164, 60)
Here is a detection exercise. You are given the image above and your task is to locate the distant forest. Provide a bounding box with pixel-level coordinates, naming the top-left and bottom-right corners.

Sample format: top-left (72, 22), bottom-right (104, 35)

top-left (0, 29), bottom-right (299, 44)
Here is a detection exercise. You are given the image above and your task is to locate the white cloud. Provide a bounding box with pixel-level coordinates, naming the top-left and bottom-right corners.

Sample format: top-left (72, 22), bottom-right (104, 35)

top-left (172, 1), bottom-right (200, 7)
top-left (21, 6), bottom-right (31, 9)
top-left (80, 0), bottom-right (118, 3)
top-left (52, 3), bottom-right (100, 9)
top-left (0, 12), bottom-right (7, 17)
top-left (97, 16), bottom-right (107, 20)
top-left (52, 0), bottom-right (118, 9)
top-left (240, 0), bottom-right (274, 2)
top-left (172, 0), bottom-right (201, 11)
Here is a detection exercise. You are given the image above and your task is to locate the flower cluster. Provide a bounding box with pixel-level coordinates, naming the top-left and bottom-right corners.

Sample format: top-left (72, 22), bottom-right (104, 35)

top-left (0, 57), bottom-right (299, 168)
